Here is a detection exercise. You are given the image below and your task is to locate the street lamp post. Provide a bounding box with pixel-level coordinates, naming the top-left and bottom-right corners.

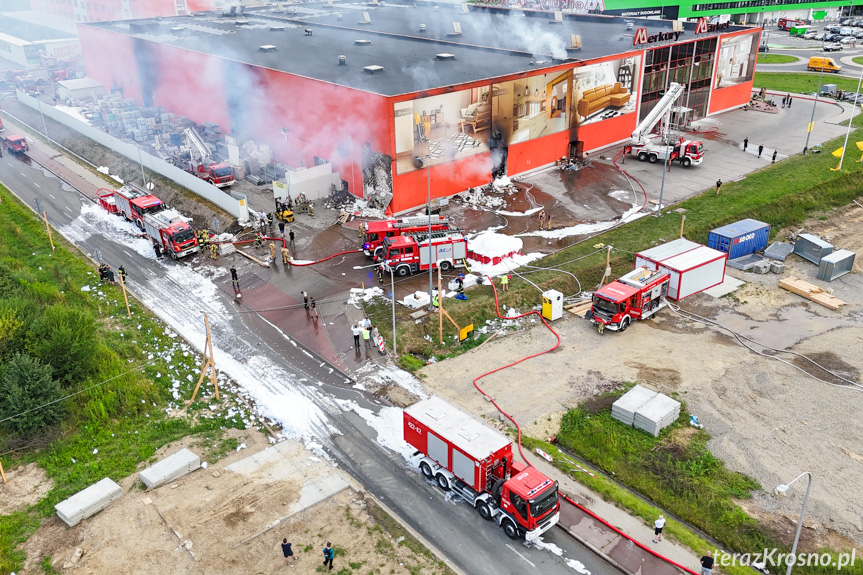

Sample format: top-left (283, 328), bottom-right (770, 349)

top-left (804, 50), bottom-right (827, 153)
top-left (426, 155), bottom-right (434, 310)
top-left (135, 143), bottom-right (147, 186)
top-left (775, 472), bottom-right (813, 575)
top-left (656, 140), bottom-right (671, 217)
top-left (36, 97), bottom-right (49, 137)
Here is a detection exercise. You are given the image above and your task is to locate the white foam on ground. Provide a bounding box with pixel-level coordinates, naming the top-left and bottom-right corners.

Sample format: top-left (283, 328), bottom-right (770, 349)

top-left (355, 363), bottom-right (427, 398)
top-left (336, 401), bottom-right (420, 465)
top-left (464, 253), bottom-right (545, 277)
top-left (467, 231), bottom-right (523, 259)
top-left (496, 206), bottom-right (543, 217)
top-left (518, 204), bottom-right (648, 240)
top-left (529, 537), bottom-right (591, 574)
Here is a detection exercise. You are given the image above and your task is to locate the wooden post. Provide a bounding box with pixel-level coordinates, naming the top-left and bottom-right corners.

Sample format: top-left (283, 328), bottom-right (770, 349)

top-left (0, 459), bottom-right (6, 484)
top-left (438, 267), bottom-right (443, 344)
top-left (188, 314), bottom-right (219, 404)
top-left (679, 215), bottom-right (686, 238)
top-left (42, 211), bottom-right (55, 251)
top-left (601, 246), bottom-right (612, 286)
top-left (119, 273), bottom-right (131, 319)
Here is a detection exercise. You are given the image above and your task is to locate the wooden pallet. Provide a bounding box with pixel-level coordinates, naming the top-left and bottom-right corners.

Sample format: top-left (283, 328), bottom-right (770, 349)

top-left (565, 301), bottom-right (593, 317)
top-left (779, 276), bottom-right (845, 310)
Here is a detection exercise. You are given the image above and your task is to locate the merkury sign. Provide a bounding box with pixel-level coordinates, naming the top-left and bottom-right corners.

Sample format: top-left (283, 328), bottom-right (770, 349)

top-left (632, 18), bottom-right (730, 46)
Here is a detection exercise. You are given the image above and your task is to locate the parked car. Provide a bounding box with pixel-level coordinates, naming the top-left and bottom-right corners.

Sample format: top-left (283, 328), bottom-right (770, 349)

top-left (824, 42), bottom-right (843, 51)
top-left (841, 91), bottom-right (863, 101)
top-left (839, 36), bottom-right (857, 44)
top-left (758, 43), bottom-right (770, 52)
top-left (803, 31), bottom-right (818, 39)
top-left (813, 32), bottom-right (826, 40)
top-left (825, 34), bottom-right (843, 42)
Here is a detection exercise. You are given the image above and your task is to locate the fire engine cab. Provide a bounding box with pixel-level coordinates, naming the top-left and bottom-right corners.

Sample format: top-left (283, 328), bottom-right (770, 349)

top-left (361, 215), bottom-right (452, 259)
top-left (589, 267), bottom-right (670, 332)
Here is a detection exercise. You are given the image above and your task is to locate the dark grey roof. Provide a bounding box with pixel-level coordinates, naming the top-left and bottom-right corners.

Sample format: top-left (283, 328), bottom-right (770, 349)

top-left (84, 2), bottom-right (751, 97)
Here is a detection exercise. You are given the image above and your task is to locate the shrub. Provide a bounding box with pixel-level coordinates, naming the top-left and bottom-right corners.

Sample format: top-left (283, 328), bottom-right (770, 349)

top-left (27, 305), bottom-right (98, 387)
top-left (0, 353), bottom-right (66, 438)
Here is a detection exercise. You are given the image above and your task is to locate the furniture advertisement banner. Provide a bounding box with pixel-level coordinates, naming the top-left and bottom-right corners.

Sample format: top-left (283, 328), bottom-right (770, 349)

top-left (571, 55), bottom-right (641, 126)
top-left (492, 69), bottom-right (572, 145)
top-left (714, 32), bottom-right (758, 90)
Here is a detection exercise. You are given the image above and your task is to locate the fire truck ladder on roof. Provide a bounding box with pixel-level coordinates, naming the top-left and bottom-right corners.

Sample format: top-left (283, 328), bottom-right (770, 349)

top-left (392, 215), bottom-right (450, 229)
top-left (184, 127), bottom-right (213, 166)
top-left (403, 228), bottom-right (460, 242)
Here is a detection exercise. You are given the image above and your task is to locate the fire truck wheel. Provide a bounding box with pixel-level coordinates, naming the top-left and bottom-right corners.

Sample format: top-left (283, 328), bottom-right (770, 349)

top-left (682, 157), bottom-right (692, 167)
top-left (374, 247), bottom-right (384, 260)
top-left (170, 250), bottom-right (178, 261)
top-left (420, 462), bottom-right (433, 478)
top-left (136, 220), bottom-right (144, 231)
top-left (637, 152), bottom-right (648, 162)
top-left (648, 154), bottom-right (658, 164)
top-left (440, 260), bottom-right (452, 272)
top-left (396, 266), bottom-right (409, 277)
top-left (436, 473), bottom-right (451, 491)
top-left (503, 519), bottom-right (521, 540)
top-left (476, 501), bottom-right (493, 521)
top-left (619, 317), bottom-right (630, 331)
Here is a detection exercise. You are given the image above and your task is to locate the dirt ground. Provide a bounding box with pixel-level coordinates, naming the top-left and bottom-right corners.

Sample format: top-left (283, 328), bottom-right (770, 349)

top-left (21, 429), bottom-right (452, 575)
top-left (419, 202), bottom-right (863, 551)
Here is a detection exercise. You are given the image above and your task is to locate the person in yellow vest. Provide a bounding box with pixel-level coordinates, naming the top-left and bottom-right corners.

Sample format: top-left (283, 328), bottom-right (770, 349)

top-left (281, 246), bottom-right (291, 264)
top-left (210, 243), bottom-right (218, 260)
top-left (501, 274), bottom-right (509, 292)
top-left (432, 293), bottom-right (439, 310)
top-left (362, 325), bottom-right (372, 348)
top-left (269, 242), bottom-right (276, 260)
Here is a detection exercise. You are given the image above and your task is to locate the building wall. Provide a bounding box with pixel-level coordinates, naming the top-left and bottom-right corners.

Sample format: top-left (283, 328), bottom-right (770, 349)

top-left (30, 0), bottom-right (214, 23)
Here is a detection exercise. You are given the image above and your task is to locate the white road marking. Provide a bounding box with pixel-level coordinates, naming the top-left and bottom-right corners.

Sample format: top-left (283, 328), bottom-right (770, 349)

top-left (123, 250), bottom-right (134, 259)
top-left (20, 172), bottom-right (26, 177)
top-left (35, 183), bottom-right (41, 188)
top-left (64, 206), bottom-right (73, 212)
top-left (507, 544), bottom-right (535, 567)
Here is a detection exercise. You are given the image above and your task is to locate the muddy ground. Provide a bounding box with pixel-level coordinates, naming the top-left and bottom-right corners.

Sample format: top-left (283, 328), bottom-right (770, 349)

top-left (419, 202), bottom-right (863, 551)
top-left (19, 428), bottom-right (452, 575)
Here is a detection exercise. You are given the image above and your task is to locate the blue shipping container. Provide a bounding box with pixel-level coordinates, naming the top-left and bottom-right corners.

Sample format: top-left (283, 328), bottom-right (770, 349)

top-left (707, 219), bottom-right (770, 259)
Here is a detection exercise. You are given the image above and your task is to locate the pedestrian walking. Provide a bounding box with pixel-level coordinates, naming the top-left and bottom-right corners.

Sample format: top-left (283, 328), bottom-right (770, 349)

top-left (352, 323), bottom-right (361, 349)
top-left (538, 209), bottom-right (546, 230)
top-left (281, 246), bottom-right (291, 264)
top-left (715, 179), bottom-right (722, 195)
top-left (700, 551), bottom-right (714, 575)
top-left (743, 137), bottom-right (748, 152)
top-left (118, 265), bottom-right (128, 284)
top-left (781, 96), bottom-right (786, 108)
top-left (376, 265), bottom-right (384, 284)
top-left (322, 542), bottom-right (335, 570)
top-left (230, 266), bottom-right (239, 289)
top-left (309, 297), bottom-right (317, 317)
top-left (653, 514), bottom-right (666, 543)
top-left (302, 291), bottom-right (309, 310)
top-left (546, 213), bottom-right (553, 229)
top-left (772, 149), bottom-right (777, 164)
top-left (362, 324), bottom-right (371, 348)
top-left (501, 274), bottom-right (509, 292)
top-left (289, 229), bottom-right (295, 245)
top-left (758, 144), bottom-right (764, 158)
top-left (278, 221), bottom-right (285, 238)
top-left (787, 94), bottom-right (792, 108)
top-left (282, 539), bottom-right (296, 563)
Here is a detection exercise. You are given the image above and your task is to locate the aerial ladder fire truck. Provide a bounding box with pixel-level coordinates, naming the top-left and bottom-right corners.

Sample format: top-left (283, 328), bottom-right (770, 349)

top-left (625, 82), bottom-right (704, 167)
top-left (361, 215), bottom-right (453, 259)
top-left (587, 266), bottom-right (671, 333)
top-left (184, 127), bottom-right (234, 187)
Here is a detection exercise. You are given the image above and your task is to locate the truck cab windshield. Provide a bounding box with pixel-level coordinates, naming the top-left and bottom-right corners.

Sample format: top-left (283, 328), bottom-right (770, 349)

top-left (172, 229), bottom-right (195, 244)
top-left (213, 166), bottom-right (232, 177)
top-left (592, 295), bottom-right (620, 315)
top-left (529, 484), bottom-right (558, 518)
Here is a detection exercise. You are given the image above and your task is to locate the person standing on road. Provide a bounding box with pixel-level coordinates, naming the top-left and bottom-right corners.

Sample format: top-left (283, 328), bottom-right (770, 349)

top-left (376, 265), bottom-right (384, 285)
top-left (781, 95), bottom-right (786, 108)
top-left (230, 266), bottom-right (239, 289)
top-left (281, 246), bottom-right (291, 265)
top-left (653, 514), bottom-right (666, 543)
top-left (153, 241), bottom-right (163, 259)
top-left (301, 290), bottom-right (309, 311)
top-left (278, 221), bottom-right (285, 238)
top-left (700, 551), bottom-right (714, 575)
top-left (538, 209), bottom-right (547, 230)
top-left (787, 94), bottom-right (792, 108)
top-left (352, 323), bottom-right (361, 350)
top-left (309, 297), bottom-right (318, 318)
top-left (289, 229), bottom-right (295, 245)
top-left (772, 149), bottom-right (778, 164)
top-left (362, 324), bottom-right (371, 348)
top-left (758, 144), bottom-right (764, 157)
top-left (501, 274), bottom-right (509, 292)
top-left (118, 265), bottom-right (128, 284)
top-left (743, 137), bottom-right (748, 152)
top-left (322, 542), bottom-right (334, 570)
top-left (715, 179), bottom-right (722, 195)
top-left (282, 539), bottom-right (296, 563)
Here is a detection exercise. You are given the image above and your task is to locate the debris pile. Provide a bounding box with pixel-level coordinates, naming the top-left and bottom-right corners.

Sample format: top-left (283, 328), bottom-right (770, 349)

top-left (455, 186), bottom-right (506, 210)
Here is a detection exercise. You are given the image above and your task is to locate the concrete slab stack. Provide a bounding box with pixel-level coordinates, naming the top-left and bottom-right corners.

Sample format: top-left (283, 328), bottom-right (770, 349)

top-left (633, 394), bottom-right (681, 437)
top-left (139, 448), bottom-right (201, 490)
top-left (611, 385), bottom-right (657, 426)
top-left (55, 478), bottom-right (124, 527)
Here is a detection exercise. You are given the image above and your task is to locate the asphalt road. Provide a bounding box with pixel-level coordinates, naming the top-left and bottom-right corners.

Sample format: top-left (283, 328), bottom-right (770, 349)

top-left (0, 151), bottom-right (615, 575)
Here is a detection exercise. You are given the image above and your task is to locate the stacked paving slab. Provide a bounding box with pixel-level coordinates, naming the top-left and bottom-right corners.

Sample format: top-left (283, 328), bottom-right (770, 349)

top-left (139, 448), bottom-right (201, 489)
top-left (55, 477), bottom-right (124, 527)
top-left (612, 385), bottom-right (681, 437)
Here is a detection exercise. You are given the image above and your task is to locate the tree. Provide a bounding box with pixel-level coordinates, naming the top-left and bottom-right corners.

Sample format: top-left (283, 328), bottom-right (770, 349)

top-left (27, 305), bottom-right (98, 387)
top-left (0, 353), bottom-right (65, 438)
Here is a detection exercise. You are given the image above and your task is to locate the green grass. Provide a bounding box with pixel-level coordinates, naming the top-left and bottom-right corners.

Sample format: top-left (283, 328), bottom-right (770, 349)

top-left (853, 56), bottom-right (863, 66)
top-left (754, 71), bottom-right (857, 94)
top-left (0, 184), bottom-right (262, 572)
top-left (757, 54), bottom-right (798, 64)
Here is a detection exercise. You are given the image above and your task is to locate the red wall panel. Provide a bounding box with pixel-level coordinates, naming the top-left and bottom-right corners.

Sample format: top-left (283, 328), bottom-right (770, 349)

top-left (709, 29), bottom-right (762, 116)
top-left (580, 113), bottom-right (637, 154)
top-left (507, 131), bottom-right (569, 175)
top-left (390, 153), bottom-right (492, 214)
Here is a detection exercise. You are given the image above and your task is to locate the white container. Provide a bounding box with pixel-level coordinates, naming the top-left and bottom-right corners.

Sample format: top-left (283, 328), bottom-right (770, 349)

top-left (541, 289), bottom-right (563, 321)
top-left (657, 246), bottom-right (727, 300)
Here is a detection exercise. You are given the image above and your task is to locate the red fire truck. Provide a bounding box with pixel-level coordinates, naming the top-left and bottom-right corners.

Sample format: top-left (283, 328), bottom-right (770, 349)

top-left (3, 134), bottom-right (29, 154)
top-left (361, 215), bottom-right (452, 259)
top-left (404, 396), bottom-right (560, 541)
top-left (113, 184), bottom-right (164, 229)
top-left (378, 232), bottom-right (467, 276)
top-left (588, 267), bottom-right (670, 332)
top-left (142, 208), bottom-right (199, 260)
top-left (778, 17), bottom-right (807, 30)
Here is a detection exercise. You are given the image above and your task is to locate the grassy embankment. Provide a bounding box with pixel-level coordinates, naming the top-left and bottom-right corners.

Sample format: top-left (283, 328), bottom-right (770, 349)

top-left (757, 54), bottom-right (799, 64)
top-left (0, 184), bottom-right (259, 573)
